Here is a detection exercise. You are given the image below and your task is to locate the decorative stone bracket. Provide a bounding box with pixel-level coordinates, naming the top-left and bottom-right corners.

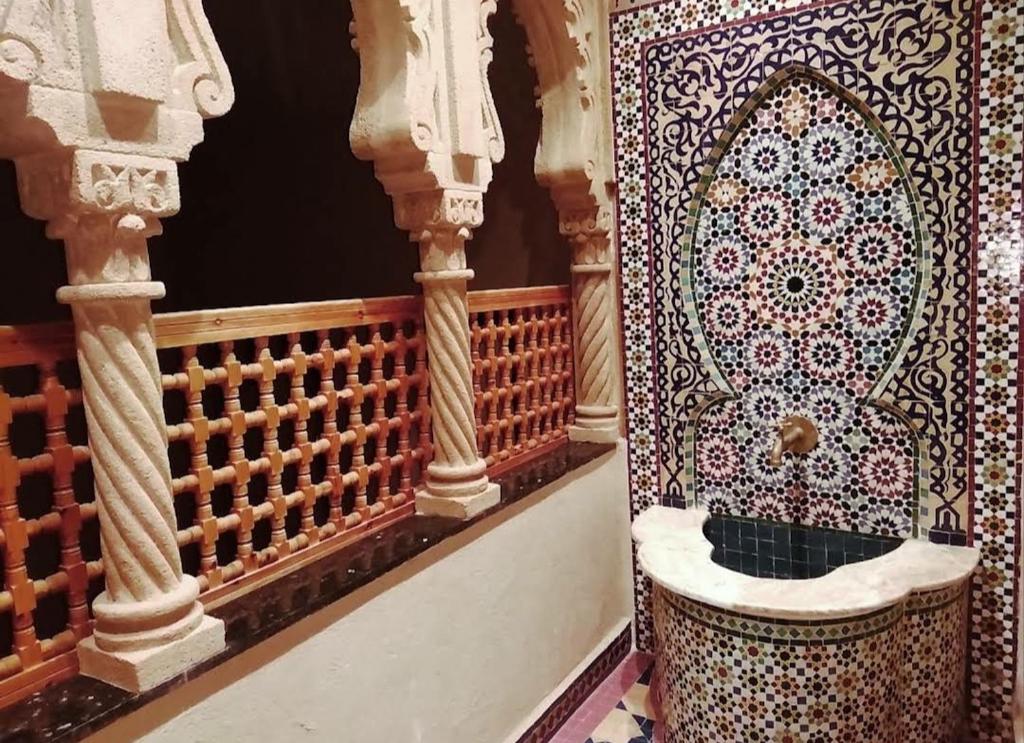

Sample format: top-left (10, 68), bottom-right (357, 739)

top-left (513, 0), bottom-right (622, 442)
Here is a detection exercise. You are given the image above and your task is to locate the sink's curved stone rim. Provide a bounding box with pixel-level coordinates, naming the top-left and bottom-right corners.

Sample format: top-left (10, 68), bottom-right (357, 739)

top-left (633, 504), bottom-right (980, 621)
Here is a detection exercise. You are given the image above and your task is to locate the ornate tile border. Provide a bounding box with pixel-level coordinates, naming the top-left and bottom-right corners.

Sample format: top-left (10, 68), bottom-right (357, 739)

top-left (662, 589), bottom-right (906, 643)
top-left (610, 0), bottom-right (1022, 737)
top-left (969, 0), bottom-right (1023, 736)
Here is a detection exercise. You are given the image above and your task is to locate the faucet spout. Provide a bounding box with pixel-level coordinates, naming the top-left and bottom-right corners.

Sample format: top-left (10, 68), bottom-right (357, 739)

top-left (768, 415), bottom-right (818, 467)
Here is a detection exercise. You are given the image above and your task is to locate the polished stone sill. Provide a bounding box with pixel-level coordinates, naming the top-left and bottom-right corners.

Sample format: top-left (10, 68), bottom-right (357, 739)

top-left (0, 442), bottom-right (617, 743)
top-left (633, 505), bottom-right (980, 621)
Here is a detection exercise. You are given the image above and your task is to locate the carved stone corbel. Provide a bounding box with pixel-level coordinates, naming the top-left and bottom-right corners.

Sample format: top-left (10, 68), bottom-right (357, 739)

top-left (512, 0), bottom-right (602, 192)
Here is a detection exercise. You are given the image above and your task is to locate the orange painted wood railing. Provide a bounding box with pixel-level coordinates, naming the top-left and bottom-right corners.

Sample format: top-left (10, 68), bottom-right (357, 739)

top-left (0, 285), bottom-right (572, 706)
top-left (468, 286), bottom-right (574, 476)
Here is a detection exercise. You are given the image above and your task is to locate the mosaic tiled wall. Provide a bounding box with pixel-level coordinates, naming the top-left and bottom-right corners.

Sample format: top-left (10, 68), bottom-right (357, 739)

top-left (609, 0), bottom-right (1023, 737)
top-left (652, 582), bottom-right (969, 742)
top-left (686, 68), bottom-right (927, 537)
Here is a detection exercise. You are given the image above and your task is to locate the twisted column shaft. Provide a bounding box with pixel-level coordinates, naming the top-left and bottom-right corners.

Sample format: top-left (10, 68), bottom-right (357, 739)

top-left (415, 261), bottom-right (489, 499)
top-left (563, 207), bottom-right (620, 441)
top-left (419, 271), bottom-right (487, 487)
top-left (574, 268), bottom-right (615, 410)
top-left (397, 190), bottom-right (498, 516)
top-left (55, 214), bottom-right (203, 653)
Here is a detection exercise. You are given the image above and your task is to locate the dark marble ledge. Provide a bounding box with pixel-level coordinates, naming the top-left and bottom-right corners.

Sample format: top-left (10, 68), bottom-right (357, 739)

top-left (0, 442), bottom-right (617, 743)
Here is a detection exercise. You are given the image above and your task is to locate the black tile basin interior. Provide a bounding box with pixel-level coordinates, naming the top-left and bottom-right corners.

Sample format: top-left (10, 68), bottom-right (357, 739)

top-left (703, 514), bottom-right (903, 579)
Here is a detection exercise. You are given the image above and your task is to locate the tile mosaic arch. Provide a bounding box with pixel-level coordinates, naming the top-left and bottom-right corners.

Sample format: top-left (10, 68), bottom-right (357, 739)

top-left (610, 0), bottom-right (1023, 737)
top-left (685, 66), bottom-right (929, 537)
top-left (640, 0), bottom-right (976, 543)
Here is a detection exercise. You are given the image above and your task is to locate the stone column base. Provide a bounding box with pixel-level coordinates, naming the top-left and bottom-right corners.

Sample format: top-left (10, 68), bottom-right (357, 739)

top-left (416, 482), bottom-right (500, 520)
top-left (77, 614), bottom-right (225, 693)
top-left (569, 425), bottom-right (620, 444)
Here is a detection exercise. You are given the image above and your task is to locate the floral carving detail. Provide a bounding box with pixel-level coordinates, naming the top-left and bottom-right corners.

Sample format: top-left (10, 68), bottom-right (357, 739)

top-left (394, 190), bottom-right (485, 231)
top-left (92, 165), bottom-right (171, 212)
top-left (16, 151), bottom-right (181, 221)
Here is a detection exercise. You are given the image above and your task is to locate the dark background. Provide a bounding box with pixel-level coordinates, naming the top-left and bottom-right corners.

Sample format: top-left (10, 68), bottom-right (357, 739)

top-left (0, 0), bottom-right (565, 324)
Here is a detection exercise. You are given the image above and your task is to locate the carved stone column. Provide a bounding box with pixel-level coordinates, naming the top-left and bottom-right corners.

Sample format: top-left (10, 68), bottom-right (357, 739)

top-left (349, 2), bottom-right (506, 517)
top-left (562, 204), bottom-right (620, 443)
top-left (1, 0), bottom-right (233, 693)
top-left (396, 190), bottom-right (500, 518)
top-left (16, 150), bottom-right (223, 691)
top-left (510, 0), bottom-right (623, 441)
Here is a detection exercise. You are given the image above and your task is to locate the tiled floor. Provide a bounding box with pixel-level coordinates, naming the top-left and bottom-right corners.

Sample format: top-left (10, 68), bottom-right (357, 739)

top-left (550, 652), bottom-right (659, 743)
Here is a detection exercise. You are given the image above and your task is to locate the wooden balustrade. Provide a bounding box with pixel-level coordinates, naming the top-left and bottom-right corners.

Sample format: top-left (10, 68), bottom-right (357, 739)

top-left (468, 286), bottom-right (574, 475)
top-left (0, 285), bottom-right (572, 705)
top-left (155, 296), bottom-right (431, 605)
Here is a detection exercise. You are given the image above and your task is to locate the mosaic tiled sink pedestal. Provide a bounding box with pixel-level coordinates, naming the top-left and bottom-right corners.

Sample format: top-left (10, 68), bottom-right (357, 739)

top-left (652, 583), bottom-right (969, 743)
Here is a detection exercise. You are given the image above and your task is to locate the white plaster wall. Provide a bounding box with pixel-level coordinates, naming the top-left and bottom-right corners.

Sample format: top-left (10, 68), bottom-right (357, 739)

top-left (92, 444), bottom-right (633, 743)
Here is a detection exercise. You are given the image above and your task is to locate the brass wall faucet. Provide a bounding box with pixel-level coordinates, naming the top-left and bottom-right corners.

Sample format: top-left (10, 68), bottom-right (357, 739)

top-left (769, 416), bottom-right (819, 467)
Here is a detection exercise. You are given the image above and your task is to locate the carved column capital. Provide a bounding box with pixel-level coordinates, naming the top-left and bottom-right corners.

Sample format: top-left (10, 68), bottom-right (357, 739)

top-left (397, 189), bottom-right (485, 282)
top-left (16, 150), bottom-right (182, 225)
top-left (394, 189), bottom-right (484, 235)
top-left (559, 204), bottom-right (612, 241)
top-left (561, 204), bottom-right (614, 273)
